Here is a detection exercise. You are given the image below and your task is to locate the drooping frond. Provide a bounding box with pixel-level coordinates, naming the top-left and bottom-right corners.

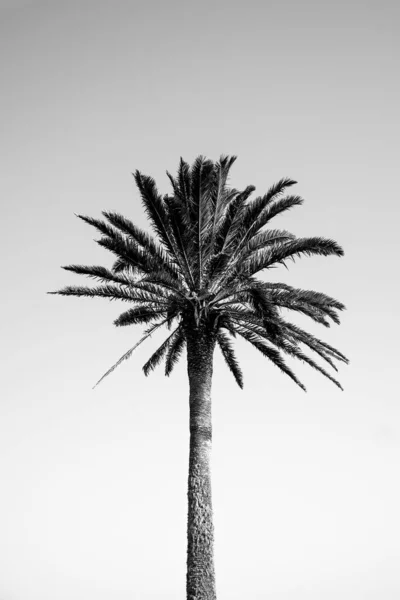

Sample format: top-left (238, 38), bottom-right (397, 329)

top-left (238, 317), bottom-right (343, 389)
top-left (224, 310), bottom-right (346, 389)
top-left (217, 314), bottom-right (238, 337)
top-left (280, 342), bottom-right (343, 390)
top-left (165, 326), bottom-right (186, 376)
top-left (219, 306), bottom-right (284, 343)
top-left (263, 283), bottom-right (346, 311)
top-left (244, 281), bottom-right (281, 322)
top-left (165, 297), bottom-right (182, 329)
top-left (283, 324), bottom-right (340, 372)
top-left (233, 323), bottom-right (307, 391)
top-left (283, 321), bottom-right (349, 364)
top-left (270, 294), bottom-right (333, 327)
top-left (256, 283), bottom-right (345, 327)
top-left (216, 330), bottom-right (243, 388)
top-left (142, 326), bottom-right (180, 376)
top-left (92, 319), bottom-right (169, 388)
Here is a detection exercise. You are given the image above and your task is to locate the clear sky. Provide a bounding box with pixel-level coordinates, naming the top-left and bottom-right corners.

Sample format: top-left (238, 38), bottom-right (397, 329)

top-left (1, 0), bottom-right (399, 598)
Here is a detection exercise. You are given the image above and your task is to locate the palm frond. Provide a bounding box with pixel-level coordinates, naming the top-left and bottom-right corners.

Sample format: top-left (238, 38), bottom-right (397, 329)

top-left (207, 155), bottom-right (237, 257)
top-left (102, 211), bottom-right (178, 277)
top-left (114, 306), bottom-right (167, 327)
top-left (263, 283), bottom-right (346, 311)
top-left (92, 318), bottom-right (169, 388)
top-left (216, 185), bottom-right (256, 255)
top-left (164, 195), bottom-right (196, 288)
top-left (165, 326), bottom-right (186, 375)
top-left (62, 264), bottom-right (134, 285)
top-left (237, 317), bottom-right (343, 389)
top-left (232, 314), bottom-right (346, 387)
top-left (247, 195), bottom-right (305, 237)
top-left (278, 341), bottom-right (344, 390)
top-left (245, 229), bottom-right (296, 254)
top-left (233, 324), bottom-right (306, 391)
top-left (283, 322), bottom-right (349, 364)
top-left (242, 177), bottom-right (297, 231)
top-left (224, 308), bottom-right (284, 343)
top-left (244, 237), bottom-right (344, 276)
top-left (48, 284), bottom-right (150, 303)
top-left (216, 314), bottom-right (238, 337)
top-left (205, 186), bottom-right (255, 286)
top-left (49, 280), bottom-right (172, 307)
top-left (165, 297), bottom-right (182, 329)
top-left (283, 325), bottom-right (340, 372)
top-left (268, 293), bottom-right (332, 326)
top-left (139, 271), bottom-right (187, 297)
top-left (244, 282), bottom-right (280, 321)
top-left (219, 190), bottom-right (301, 269)
top-left (209, 273), bottom-right (255, 305)
top-left (142, 326), bottom-right (180, 376)
top-left (203, 250), bottom-right (232, 284)
top-left (134, 280), bottom-right (175, 299)
top-left (216, 330), bottom-right (243, 388)
top-left (95, 235), bottom-right (155, 276)
top-left (178, 158), bottom-right (191, 202)
top-left (133, 171), bottom-right (182, 270)
top-left (76, 214), bottom-right (118, 238)
top-left (77, 215), bottom-right (154, 277)
top-left (170, 158), bottom-right (193, 232)
top-left (188, 156), bottom-right (215, 285)
top-left (111, 257), bottom-right (133, 274)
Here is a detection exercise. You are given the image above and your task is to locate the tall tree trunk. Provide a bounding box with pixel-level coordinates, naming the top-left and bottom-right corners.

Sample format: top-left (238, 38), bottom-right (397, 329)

top-left (185, 322), bottom-right (217, 600)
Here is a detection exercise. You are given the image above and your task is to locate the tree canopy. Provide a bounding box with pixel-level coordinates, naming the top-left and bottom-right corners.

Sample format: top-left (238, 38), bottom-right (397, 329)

top-left (50, 155), bottom-right (348, 390)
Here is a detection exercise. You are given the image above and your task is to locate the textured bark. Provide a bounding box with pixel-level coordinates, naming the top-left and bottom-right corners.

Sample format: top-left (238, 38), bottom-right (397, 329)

top-left (186, 320), bottom-right (217, 600)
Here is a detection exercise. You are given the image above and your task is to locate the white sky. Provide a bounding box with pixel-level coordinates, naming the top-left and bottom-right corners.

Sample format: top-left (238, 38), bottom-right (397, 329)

top-left (1, 1), bottom-right (399, 598)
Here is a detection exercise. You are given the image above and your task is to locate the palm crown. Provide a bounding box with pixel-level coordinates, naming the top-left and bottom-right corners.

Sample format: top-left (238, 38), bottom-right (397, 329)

top-left (50, 155), bottom-right (348, 390)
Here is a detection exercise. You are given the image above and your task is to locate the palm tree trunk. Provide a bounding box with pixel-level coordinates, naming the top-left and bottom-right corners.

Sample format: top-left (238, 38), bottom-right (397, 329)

top-left (186, 324), bottom-right (217, 600)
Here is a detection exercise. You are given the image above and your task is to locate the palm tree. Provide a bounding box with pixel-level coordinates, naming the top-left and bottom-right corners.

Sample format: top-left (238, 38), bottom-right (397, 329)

top-left (49, 155), bottom-right (348, 600)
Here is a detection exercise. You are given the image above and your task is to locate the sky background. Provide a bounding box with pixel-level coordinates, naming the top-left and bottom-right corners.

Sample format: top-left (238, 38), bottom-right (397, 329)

top-left (1, 0), bottom-right (399, 598)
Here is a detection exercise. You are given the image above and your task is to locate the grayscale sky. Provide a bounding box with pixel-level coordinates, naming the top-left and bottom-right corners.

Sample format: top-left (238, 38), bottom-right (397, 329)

top-left (1, 0), bottom-right (399, 599)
